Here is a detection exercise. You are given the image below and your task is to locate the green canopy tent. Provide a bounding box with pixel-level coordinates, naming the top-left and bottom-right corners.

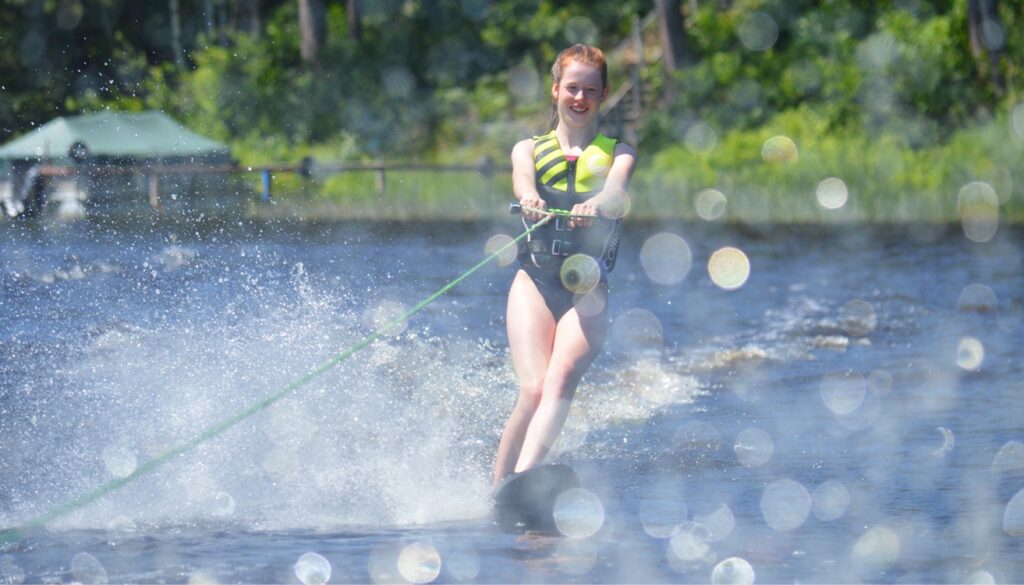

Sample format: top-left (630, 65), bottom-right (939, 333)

top-left (1, 111), bottom-right (232, 218)
top-left (0, 110), bottom-right (229, 162)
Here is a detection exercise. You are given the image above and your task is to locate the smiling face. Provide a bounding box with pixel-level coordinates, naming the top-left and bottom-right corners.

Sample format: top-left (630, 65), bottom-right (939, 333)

top-left (552, 60), bottom-right (608, 129)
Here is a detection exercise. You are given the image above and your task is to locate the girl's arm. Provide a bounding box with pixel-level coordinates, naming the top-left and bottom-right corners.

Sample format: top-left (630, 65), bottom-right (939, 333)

top-left (573, 142), bottom-right (638, 225)
top-left (511, 139), bottom-right (547, 221)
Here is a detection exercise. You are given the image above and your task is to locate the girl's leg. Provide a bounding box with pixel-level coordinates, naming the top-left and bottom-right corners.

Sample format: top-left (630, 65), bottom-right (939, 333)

top-left (493, 270), bottom-right (556, 487)
top-left (514, 288), bottom-right (607, 472)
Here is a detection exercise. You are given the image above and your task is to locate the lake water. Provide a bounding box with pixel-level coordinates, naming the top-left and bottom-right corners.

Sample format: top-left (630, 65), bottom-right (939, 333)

top-left (1, 214), bottom-right (1022, 584)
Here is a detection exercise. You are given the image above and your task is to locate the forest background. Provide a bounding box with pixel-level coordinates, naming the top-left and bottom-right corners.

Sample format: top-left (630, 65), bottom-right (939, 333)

top-left (1, 0), bottom-right (1022, 222)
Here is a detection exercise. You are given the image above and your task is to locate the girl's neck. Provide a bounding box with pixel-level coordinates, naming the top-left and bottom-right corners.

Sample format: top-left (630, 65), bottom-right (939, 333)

top-left (555, 124), bottom-right (598, 157)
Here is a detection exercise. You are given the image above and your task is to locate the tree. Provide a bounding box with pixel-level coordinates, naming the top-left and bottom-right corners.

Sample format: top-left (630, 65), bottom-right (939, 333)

top-left (347, 0), bottom-right (362, 42)
top-left (967, 0), bottom-right (1005, 92)
top-left (654, 0), bottom-right (690, 102)
top-left (298, 0), bottom-right (326, 64)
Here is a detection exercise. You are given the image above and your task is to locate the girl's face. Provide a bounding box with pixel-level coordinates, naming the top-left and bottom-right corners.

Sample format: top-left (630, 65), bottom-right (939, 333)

top-left (552, 60), bottom-right (608, 129)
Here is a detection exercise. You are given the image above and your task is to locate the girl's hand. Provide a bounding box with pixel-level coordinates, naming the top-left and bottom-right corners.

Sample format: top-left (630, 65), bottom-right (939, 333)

top-left (570, 200), bottom-right (599, 228)
top-left (519, 196), bottom-right (547, 221)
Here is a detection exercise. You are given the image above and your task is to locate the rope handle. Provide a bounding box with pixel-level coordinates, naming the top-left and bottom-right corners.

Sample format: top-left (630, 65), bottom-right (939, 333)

top-left (509, 202), bottom-right (599, 219)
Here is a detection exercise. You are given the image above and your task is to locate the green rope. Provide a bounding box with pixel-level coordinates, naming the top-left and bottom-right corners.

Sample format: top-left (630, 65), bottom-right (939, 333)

top-left (0, 215), bottom-right (552, 545)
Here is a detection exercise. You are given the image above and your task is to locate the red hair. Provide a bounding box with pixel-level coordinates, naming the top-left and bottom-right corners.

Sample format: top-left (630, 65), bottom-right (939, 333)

top-left (549, 44), bottom-right (608, 129)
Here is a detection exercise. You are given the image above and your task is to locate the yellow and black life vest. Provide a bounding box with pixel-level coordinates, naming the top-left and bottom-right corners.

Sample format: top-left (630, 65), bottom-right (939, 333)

top-left (520, 131), bottom-right (622, 273)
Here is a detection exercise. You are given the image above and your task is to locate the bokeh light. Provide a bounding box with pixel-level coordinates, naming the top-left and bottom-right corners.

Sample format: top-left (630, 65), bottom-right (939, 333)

top-left (212, 491), bottom-right (236, 517)
top-left (102, 443), bottom-right (138, 478)
top-left (640, 233), bottom-right (692, 285)
top-left (573, 287), bottom-right (607, 317)
top-left (816, 177), bottom-right (849, 210)
top-left (761, 136), bottom-right (797, 163)
top-left (186, 572), bottom-right (218, 585)
top-left (668, 522), bottom-right (712, 562)
top-left (397, 542), bottom-right (442, 584)
top-left (685, 123), bottom-right (718, 154)
top-left (554, 488), bottom-right (605, 539)
top-left (106, 516), bottom-right (145, 557)
top-left (868, 369), bottom-right (894, 395)
top-left (368, 300), bottom-right (409, 337)
top-left (507, 63), bottom-right (540, 100)
top-left (966, 570), bottom-right (996, 584)
top-left (992, 441), bottom-right (1024, 473)
top-left (639, 490), bottom-right (688, 538)
top-left (839, 299), bottom-right (877, 337)
top-left (599, 188), bottom-right (632, 219)
top-left (72, 552), bottom-right (108, 585)
top-left (955, 337), bottom-right (985, 371)
top-left (958, 283), bottom-right (997, 313)
top-left (444, 548), bottom-right (480, 581)
top-left (564, 16), bottom-right (598, 45)
top-left (932, 426), bottom-right (955, 457)
top-left (1004, 488), bottom-right (1024, 536)
top-left (555, 538), bottom-right (600, 576)
top-left (819, 372), bottom-right (867, 416)
top-left (812, 480), bottom-right (850, 521)
top-left (760, 479), bottom-right (811, 532)
top-left (484, 234), bottom-right (518, 267)
top-left (695, 189), bottom-right (728, 221)
top-left (295, 552), bottom-right (332, 585)
top-left (695, 504), bottom-right (735, 542)
top-left (610, 308), bottom-right (664, 352)
top-left (708, 247), bottom-right (751, 290)
top-left (382, 66), bottom-right (416, 99)
top-left (1012, 102), bottom-right (1024, 144)
top-left (734, 427), bottom-right (773, 467)
top-left (958, 181), bottom-right (1000, 243)
top-left (738, 12), bottom-right (778, 51)
top-left (851, 526), bottom-right (901, 571)
top-left (560, 253), bottom-right (601, 294)
top-left (711, 557), bottom-right (755, 585)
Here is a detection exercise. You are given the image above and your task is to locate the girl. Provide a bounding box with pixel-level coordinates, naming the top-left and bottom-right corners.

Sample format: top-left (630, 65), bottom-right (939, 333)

top-left (493, 44), bottom-right (637, 487)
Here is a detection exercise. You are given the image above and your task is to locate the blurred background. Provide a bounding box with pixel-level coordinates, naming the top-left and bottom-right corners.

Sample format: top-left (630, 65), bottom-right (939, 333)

top-left (1, 0), bottom-right (1021, 221)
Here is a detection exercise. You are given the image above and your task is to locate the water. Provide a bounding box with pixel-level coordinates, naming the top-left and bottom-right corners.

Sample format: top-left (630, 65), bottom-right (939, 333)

top-left (1, 216), bottom-right (1022, 583)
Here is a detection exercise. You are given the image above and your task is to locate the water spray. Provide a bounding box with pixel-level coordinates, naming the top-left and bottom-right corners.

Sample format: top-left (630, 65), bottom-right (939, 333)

top-left (0, 207), bottom-right (579, 544)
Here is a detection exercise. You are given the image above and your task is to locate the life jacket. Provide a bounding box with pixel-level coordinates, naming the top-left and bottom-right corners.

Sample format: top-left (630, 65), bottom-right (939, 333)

top-left (520, 131), bottom-right (622, 273)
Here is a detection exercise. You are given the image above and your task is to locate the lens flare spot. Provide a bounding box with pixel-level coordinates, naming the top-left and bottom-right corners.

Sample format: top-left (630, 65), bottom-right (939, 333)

top-left (397, 542), bottom-right (442, 584)
top-left (445, 548), bottom-right (480, 581)
top-left (711, 557), bottom-right (755, 585)
top-left (695, 189), bottom-right (727, 221)
top-left (958, 283), bottom-right (997, 313)
top-left (573, 287), bottom-right (607, 317)
top-left (708, 247), bottom-right (750, 290)
top-left (956, 337), bottom-right (985, 371)
top-left (554, 488), bottom-right (605, 539)
top-left (295, 552), bottom-right (332, 585)
top-left (734, 427), bottom-right (773, 467)
top-left (695, 504), bottom-right (735, 542)
top-left (1004, 488), bottom-right (1024, 536)
top-left (761, 135), bottom-right (797, 163)
top-left (640, 233), bottom-right (692, 285)
top-left (484, 234), bottom-right (518, 267)
top-left (564, 15), bottom-right (598, 45)
top-left (992, 441), bottom-right (1024, 474)
top-left (816, 177), bottom-right (849, 210)
top-left (851, 526), bottom-right (901, 570)
top-left (685, 123), bottom-right (718, 154)
top-left (761, 479), bottom-right (812, 532)
top-left (186, 572), bottom-right (218, 585)
top-left (668, 522), bottom-right (712, 562)
top-left (966, 570), bottom-right (996, 584)
top-left (72, 552), bottom-right (108, 585)
top-left (555, 538), bottom-right (600, 576)
top-left (868, 369), bottom-right (893, 395)
top-left (820, 372), bottom-right (867, 415)
top-left (839, 300), bottom-right (876, 337)
top-left (560, 254), bottom-right (601, 294)
top-left (599, 189), bottom-right (632, 219)
top-left (958, 182), bottom-right (1000, 243)
top-left (212, 491), bottom-right (236, 517)
top-left (102, 444), bottom-right (138, 478)
top-left (507, 63), bottom-right (540, 99)
top-left (738, 11), bottom-right (778, 51)
top-left (610, 308), bottom-right (664, 352)
top-left (639, 494), bottom-right (688, 539)
top-left (368, 300), bottom-right (408, 337)
top-left (812, 480), bottom-right (850, 521)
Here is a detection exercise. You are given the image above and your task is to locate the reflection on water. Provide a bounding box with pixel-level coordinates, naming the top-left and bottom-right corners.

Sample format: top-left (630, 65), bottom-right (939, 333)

top-left (0, 218), bottom-right (1022, 583)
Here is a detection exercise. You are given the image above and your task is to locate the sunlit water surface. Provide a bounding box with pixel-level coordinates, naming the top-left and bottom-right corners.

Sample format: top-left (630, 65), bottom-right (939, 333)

top-left (1, 216), bottom-right (1022, 583)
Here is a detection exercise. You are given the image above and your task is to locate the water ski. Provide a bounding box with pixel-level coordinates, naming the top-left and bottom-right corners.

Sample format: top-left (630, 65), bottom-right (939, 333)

top-left (492, 463), bottom-right (579, 532)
